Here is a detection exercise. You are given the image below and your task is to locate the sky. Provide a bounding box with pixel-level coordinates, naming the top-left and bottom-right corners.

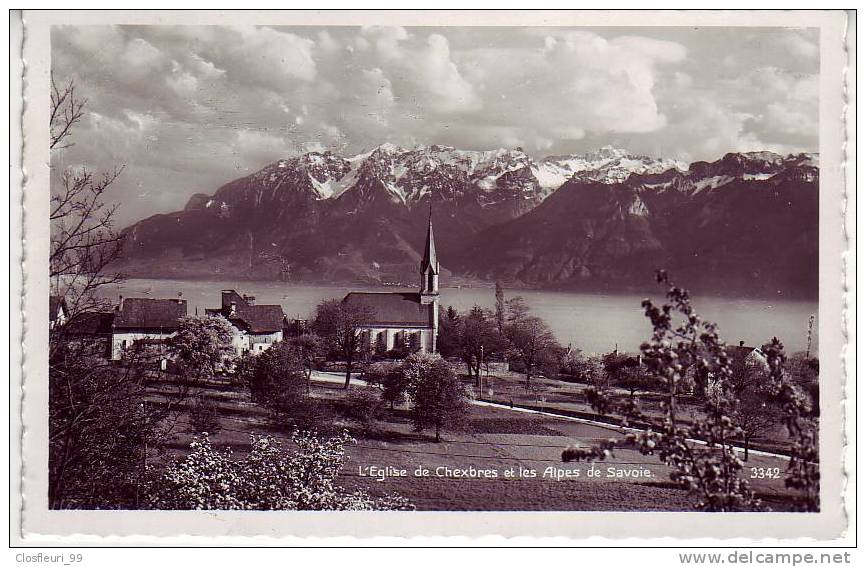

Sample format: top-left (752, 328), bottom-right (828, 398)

top-left (51, 25), bottom-right (820, 227)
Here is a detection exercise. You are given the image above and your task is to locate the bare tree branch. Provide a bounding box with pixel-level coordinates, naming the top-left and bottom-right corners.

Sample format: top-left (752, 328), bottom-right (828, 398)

top-left (50, 72), bottom-right (87, 150)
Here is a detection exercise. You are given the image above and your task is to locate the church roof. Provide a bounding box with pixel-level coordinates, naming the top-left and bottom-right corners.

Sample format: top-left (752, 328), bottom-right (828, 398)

top-left (343, 292), bottom-right (432, 327)
top-left (420, 214), bottom-right (439, 275)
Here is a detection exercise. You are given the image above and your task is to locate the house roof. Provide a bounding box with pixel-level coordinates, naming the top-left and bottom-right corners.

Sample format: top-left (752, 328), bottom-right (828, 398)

top-left (114, 298), bottom-right (187, 331)
top-left (230, 304), bottom-right (285, 333)
top-left (65, 311), bottom-right (115, 335)
top-left (725, 344), bottom-right (762, 369)
top-left (209, 290), bottom-right (285, 333)
top-left (343, 292), bottom-right (432, 327)
top-left (49, 295), bottom-right (67, 321)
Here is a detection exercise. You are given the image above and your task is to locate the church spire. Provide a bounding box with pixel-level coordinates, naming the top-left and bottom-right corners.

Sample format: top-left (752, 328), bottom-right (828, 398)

top-left (420, 204), bottom-right (438, 276)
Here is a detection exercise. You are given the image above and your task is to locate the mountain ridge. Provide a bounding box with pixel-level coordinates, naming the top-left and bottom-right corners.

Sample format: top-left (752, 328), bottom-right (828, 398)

top-left (116, 145), bottom-right (818, 298)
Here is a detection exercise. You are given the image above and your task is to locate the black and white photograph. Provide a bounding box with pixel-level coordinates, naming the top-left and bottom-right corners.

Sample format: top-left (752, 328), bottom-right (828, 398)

top-left (13, 9), bottom-right (853, 544)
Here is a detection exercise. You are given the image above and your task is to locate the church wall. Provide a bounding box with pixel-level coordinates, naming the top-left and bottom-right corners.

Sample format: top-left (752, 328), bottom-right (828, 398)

top-left (359, 326), bottom-right (434, 353)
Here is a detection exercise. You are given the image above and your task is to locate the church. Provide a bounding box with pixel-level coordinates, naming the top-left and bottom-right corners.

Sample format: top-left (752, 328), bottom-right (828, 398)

top-left (343, 214), bottom-right (440, 354)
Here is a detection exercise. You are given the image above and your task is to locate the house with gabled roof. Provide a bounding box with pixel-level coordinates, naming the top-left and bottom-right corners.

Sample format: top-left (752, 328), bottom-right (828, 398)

top-left (206, 290), bottom-right (286, 356)
top-left (111, 297), bottom-right (188, 360)
top-left (685, 340), bottom-right (769, 396)
top-left (343, 213), bottom-right (440, 354)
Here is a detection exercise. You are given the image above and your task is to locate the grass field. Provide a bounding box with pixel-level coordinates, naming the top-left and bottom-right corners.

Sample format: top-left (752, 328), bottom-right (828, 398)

top-left (148, 373), bottom-right (798, 512)
top-left (457, 368), bottom-right (797, 456)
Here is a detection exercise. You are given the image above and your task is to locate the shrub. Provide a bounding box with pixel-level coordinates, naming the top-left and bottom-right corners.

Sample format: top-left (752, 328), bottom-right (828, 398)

top-left (149, 431), bottom-right (413, 510)
top-left (341, 387), bottom-right (383, 427)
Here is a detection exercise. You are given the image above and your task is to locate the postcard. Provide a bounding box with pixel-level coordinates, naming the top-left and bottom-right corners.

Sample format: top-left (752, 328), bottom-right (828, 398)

top-left (12, 9), bottom-right (853, 542)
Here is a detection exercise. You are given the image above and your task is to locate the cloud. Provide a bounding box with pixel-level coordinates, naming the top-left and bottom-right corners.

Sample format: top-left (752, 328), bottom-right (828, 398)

top-left (781, 31), bottom-right (819, 60)
top-left (50, 25), bottom-right (820, 225)
top-left (415, 34), bottom-right (482, 113)
top-left (447, 30), bottom-right (687, 149)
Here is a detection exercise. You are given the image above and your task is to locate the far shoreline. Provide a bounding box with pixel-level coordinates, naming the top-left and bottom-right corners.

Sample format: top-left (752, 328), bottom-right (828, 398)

top-left (107, 272), bottom-right (821, 304)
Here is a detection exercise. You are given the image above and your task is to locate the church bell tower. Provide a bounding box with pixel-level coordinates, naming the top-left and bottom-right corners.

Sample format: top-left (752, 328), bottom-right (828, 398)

top-left (420, 207), bottom-right (440, 351)
top-left (420, 209), bottom-right (439, 297)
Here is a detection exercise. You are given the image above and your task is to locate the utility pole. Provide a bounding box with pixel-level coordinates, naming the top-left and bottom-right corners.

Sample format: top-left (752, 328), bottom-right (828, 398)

top-left (478, 345), bottom-right (484, 400)
top-left (806, 314), bottom-right (815, 358)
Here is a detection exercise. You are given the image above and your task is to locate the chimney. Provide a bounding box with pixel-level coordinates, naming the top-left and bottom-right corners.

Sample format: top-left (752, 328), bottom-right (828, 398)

top-left (243, 294), bottom-right (256, 305)
top-left (739, 341), bottom-right (745, 347)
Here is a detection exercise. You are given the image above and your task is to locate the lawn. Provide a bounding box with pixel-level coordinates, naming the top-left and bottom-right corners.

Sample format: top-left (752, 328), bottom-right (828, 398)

top-left (148, 376), bottom-right (798, 512)
top-left (459, 368), bottom-right (798, 456)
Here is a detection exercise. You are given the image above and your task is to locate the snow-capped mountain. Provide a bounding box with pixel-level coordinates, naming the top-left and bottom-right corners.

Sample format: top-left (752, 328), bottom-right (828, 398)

top-left (534, 145), bottom-right (687, 189)
top-left (192, 144), bottom-right (681, 214)
top-left (458, 151), bottom-right (819, 297)
top-left (117, 146), bottom-right (818, 296)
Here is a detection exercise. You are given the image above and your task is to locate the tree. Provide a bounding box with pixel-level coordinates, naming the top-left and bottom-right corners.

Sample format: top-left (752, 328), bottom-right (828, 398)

top-left (48, 344), bottom-right (184, 509)
top-left (561, 347), bottom-right (604, 385)
top-left (48, 78), bottom-right (185, 509)
top-left (168, 316), bottom-right (234, 381)
top-left (719, 356), bottom-right (784, 461)
top-left (365, 362), bottom-right (408, 409)
top-left (247, 341), bottom-right (307, 421)
top-left (786, 352), bottom-right (819, 417)
top-left (505, 314), bottom-right (561, 388)
top-left (456, 305), bottom-right (504, 385)
top-left (149, 431), bottom-right (413, 510)
top-left (762, 339), bottom-right (820, 511)
top-left (567, 271), bottom-right (820, 512)
top-left (287, 334), bottom-right (323, 395)
top-left (616, 365), bottom-right (657, 399)
top-left (494, 281), bottom-right (506, 336)
top-left (436, 305), bottom-right (461, 358)
top-left (569, 272), bottom-right (761, 511)
top-left (49, 75), bottom-right (124, 322)
top-left (312, 299), bottom-right (374, 389)
top-left (603, 351), bottom-right (654, 398)
top-left (233, 351), bottom-right (256, 392)
top-left (405, 353), bottom-right (469, 442)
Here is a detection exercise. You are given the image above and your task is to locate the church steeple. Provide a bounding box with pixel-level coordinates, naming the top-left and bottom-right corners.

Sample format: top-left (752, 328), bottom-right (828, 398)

top-left (420, 205), bottom-right (439, 295)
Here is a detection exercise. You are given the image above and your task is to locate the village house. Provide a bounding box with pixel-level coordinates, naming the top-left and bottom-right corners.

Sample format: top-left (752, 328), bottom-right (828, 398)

top-left (62, 311), bottom-right (116, 358)
top-left (343, 214), bottom-right (440, 354)
top-left (206, 290), bottom-right (286, 356)
top-left (683, 340), bottom-right (768, 395)
top-left (48, 295), bottom-right (68, 330)
top-left (111, 297), bottom-right (188, 360)
top-left (725, 341), bottom-right (769, 373)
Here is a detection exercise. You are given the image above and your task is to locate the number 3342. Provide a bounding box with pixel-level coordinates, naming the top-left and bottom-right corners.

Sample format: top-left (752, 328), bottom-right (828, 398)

top-left (750, 467), bottom-right (781, 479)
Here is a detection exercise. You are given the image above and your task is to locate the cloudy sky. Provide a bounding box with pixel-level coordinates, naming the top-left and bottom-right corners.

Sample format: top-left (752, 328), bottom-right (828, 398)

top-left (51, 25), bottom-right (819, 226)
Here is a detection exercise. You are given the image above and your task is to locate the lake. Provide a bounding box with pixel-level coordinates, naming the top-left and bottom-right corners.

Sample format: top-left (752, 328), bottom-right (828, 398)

top-left (98, 278), bottom-right (819, 355)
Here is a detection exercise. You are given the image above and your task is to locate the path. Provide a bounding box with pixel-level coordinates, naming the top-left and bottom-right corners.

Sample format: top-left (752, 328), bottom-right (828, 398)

top-left (310, 371), bottom-right (792, 461)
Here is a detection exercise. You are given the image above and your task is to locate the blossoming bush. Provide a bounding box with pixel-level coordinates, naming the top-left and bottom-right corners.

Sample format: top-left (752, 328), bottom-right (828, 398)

top-left (149, 430), bottom-right (413, 510)
top-left (563, 271), bottom-right (819, 512)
